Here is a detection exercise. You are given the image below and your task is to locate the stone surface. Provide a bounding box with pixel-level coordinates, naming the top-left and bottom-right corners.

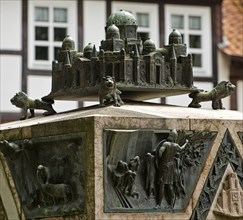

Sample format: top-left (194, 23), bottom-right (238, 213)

top-left (0, 196), bottom-right (7, 220)
top-left (0, 102), bottom-right (242, 219)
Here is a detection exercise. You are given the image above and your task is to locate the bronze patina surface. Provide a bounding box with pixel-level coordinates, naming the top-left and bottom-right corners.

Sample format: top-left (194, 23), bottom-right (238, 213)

top-left (44, 10), bottom-right (197, 102)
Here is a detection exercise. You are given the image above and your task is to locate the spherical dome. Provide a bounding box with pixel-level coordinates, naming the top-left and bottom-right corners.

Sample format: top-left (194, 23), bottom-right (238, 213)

top-left (169, 29), bottom-right (182, 44)
top-left (107, 24), bottom-right (120, 39)
top-left (107, 24), bottom-right (120, 34)
top-left (106, 9), bottom-right (137, 27)
top-left (62, 35), bottom-right (75, 50)
top-left (143, 38), bottom-right (156, 54)
top-left (169, 29), bottom-right (182, 38)
top-left (144, 38), bottom-right (155, 48)
top-left (84, 43), bottom-right (94, 52)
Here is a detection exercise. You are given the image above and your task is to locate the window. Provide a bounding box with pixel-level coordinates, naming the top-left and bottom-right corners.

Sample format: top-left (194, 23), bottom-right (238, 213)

top-left (28, 1), bottom-right (77, 70)
top-left (165, 5), bottom-right (212, 77)
top-left (112, 2), bottom-right (159, 46)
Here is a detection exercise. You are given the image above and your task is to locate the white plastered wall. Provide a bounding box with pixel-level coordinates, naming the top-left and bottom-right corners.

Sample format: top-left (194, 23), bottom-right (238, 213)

top-left (83, 0), bottom-right (106, 50)
top-left (237, 80), bottom-right (243, 112)
top-left (0, 0), bottom-right (22, 50)
top-left (0, 55), bottom-right (22, 113)
top-left (217, 50), bottom-right (231, 110)
top-left (82, 0), bottom-right (106, 107)
top-left (27, 75), bottom-right (78, 113)
top-left (0, 1), bottom-right (22, 113)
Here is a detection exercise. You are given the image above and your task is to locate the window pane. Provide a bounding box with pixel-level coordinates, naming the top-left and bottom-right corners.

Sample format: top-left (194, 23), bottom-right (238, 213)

top-left (136, 13), bottom-right (149, 27)
top-left (35, 27), bottom-right (48, 41)
top-left (189, 35), bottom-right (201, 48)
top-left (54, 8), bottom-right (67, 22)
top-left (189, 16), bottom-right (201, 30)
top-left (54, 47), bottom-right (61, 60)
top-left (192, 54), bottom-right (202, 67)
top-left (35, 46), bottom-right (48, 60)
top-left (54, 28), bottom-right (67, 41)
top-left (171, 15), bottom-right (184, 29)
top-left (35, 7), bottom-right (49, 21)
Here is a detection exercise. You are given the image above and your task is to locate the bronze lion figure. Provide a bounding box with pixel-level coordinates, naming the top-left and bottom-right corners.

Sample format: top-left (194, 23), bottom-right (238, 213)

top-left (99, 76), bottom-right (124, 107)
top-left (10, 92), bottom-right (56, 120)
top-left (188, 81), bottom-right (235, 109)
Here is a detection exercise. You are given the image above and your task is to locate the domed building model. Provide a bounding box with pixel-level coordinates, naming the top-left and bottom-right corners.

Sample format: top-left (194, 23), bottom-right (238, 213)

top-left (46, 10), bottom-right (196, 102)
top-left (169, 29), bottom-right (183, 44)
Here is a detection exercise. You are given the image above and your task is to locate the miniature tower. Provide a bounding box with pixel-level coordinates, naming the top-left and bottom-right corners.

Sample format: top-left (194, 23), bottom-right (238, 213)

top-left (106, 10), bottom-right (142, 54)
top-left (143, 38), bottom-right (156, 55)
top-left (100, 24), bottom-right (124, 52)
top-left (170, 46), bottom-right (177, 84)
top-left (84, 43), bottom-right (94, 59)
top-left (46, 10), bottom-right (197, 102)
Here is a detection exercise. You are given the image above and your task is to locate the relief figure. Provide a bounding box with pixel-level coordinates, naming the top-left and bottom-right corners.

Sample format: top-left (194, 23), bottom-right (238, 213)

top-left (145, 152), bottom-right (156, 198)
top-left (155, 129), bottom-right (188, 208)
top-left (37, 165), bottom-right (72, 206)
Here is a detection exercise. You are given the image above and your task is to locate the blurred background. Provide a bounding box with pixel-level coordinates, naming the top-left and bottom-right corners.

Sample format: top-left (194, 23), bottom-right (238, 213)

top-left (0, 0), bottom-right (242, 123)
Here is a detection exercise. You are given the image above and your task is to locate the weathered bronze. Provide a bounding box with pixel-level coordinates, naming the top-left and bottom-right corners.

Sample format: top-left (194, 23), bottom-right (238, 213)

top-left (145, 152), bottom-right (156, 198)
top-left (188, 81), bottom-right (236, 109)
top-left (0, 134), bottom-right (85, 219)
top-left (99, 76), bottom-right (124, 107)
top-left (112, 156), bottom-right (140, 199)
top-left (37, 165), bottom-right (71, 206)
top-left (104, 128), bottom-right (217, 212)
top-left (191, 130), bottom-right (243, 220)
top-left (155, 129), bottom-right (189, 208)
top-left (10, 92), bottom-right (56, 120)
top-left (44, 10), bottom-right (197, 103)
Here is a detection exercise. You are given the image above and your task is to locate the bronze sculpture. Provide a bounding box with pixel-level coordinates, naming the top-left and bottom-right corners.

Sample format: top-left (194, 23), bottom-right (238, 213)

top-left (10, 10), bottom-right (235, 112)
top-left (44, 10), bottom-right (196, 103)
top-left (112, 156), bottom-right (140, 199)
top-left (155, 129), bottom-right (188, 208)
top-left (0, 137), bottom-right (85, 218)
top-left (145, 152), bottom-right (156, 198)
top-left (188, 81), bottom-right (235, 109)
top-left (105, 129), bottom-right (216, 212)
top-left (99, 76), bottom-right (124, 107)
top-left (37, 165), bottom-right (71, 206)
top-left (10, 92), bottom-right (56, 120)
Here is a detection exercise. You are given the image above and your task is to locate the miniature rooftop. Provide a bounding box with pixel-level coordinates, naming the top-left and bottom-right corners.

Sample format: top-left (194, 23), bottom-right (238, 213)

top-left (44, 9), bottom-right (196, 102)
top-left (1, 101), bottom-right (242, 131)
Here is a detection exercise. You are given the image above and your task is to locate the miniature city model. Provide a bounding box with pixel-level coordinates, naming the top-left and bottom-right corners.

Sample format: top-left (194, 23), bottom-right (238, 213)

top-left (44, 10), bottom-right (197, 102)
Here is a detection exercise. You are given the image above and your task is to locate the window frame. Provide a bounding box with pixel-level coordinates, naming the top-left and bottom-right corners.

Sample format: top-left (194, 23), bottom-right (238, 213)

top-left (165, 4), bottom-right (212, 77)
top-left (28, 1), bottom-right (77, 70)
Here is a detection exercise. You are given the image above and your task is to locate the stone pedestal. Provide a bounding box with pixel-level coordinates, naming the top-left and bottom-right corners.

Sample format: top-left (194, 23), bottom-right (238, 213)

top-left (0, 102), bottom-right (242, 220)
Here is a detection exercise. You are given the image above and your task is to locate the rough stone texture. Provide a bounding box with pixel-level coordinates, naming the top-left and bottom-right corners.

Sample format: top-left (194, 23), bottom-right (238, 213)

top-left (0, 102), bottom-right (242, 219)
top-left (0, 155), bottom-right (24, 219)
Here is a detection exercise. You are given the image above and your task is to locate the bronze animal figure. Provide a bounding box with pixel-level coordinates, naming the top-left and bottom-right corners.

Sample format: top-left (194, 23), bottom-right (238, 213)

top-left (36, 165), bottom-right (71, 206)
top-left (40, 182), bottom-right (71, 205)
top-left (10, 92), bottom-right (56, 120)
top-left (99, 76), bottom-right (124, 107)
top-left (188, 81), bottom-right (235, 109)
